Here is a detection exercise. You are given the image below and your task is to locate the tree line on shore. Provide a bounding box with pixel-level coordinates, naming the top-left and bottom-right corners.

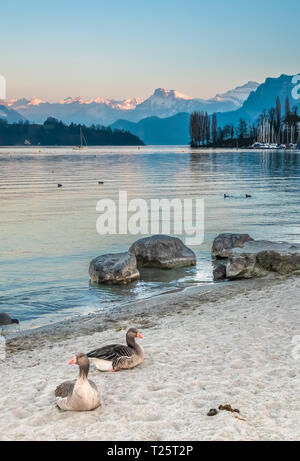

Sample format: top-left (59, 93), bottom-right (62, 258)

top-left (190, 96), bottom-right (300, 147)
top-left (257, 97), bottom-right (300, 145)
top-left (0, 117), bottom-right (144, 146)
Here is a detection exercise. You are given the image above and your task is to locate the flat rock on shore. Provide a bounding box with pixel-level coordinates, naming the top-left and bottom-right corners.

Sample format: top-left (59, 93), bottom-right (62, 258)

top-left (226, 240), bottom-right (300, 279)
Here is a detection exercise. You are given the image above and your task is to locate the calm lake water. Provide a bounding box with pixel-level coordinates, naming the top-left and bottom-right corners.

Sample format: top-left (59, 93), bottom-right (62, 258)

top-left (1, 146), bottom-right (300, 329)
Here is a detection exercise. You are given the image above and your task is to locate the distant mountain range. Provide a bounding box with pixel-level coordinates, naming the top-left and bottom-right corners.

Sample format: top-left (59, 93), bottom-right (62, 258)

top-left (1, 75), bottom-right (299, 145)
top-left (0, 81), bottom-right (258, 126)
top-left (112, 74), bottom-right (300, 144)
top-left (216, 74), bottom-right (300, 127)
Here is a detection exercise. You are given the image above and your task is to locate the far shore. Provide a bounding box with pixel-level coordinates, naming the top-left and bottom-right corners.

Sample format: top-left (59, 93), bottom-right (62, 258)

top-left (0, 144), bottom-right (146, 149)
top-left (1, 145), bottom-right (299, 151)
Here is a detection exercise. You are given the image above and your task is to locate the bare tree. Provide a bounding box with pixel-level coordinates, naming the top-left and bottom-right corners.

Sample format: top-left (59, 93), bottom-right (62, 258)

top-left (211, 113), bottom-right (217, 144)
top-left (189, 112), bottom-right (201, 147)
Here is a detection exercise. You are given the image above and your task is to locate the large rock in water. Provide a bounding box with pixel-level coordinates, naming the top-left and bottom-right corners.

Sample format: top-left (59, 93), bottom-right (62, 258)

top-left (129, 235), bottom-right (196, 269)
top-left (212, 233), bottom-right (254, 259)
top-left (89, 252), bottom-right (140, 285)
top-left (226, 240), bottom-right (300, 280)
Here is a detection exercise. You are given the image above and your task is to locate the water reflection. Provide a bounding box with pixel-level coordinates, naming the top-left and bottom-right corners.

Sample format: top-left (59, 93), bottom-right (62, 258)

top-left (1, 147), bottom-right (300, 328)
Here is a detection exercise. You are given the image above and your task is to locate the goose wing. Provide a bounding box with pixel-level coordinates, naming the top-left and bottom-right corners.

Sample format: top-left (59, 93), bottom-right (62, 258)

top-left (112, 354), bottom-right (135, 369)
top-left (87, 344), bottom-right (133, 362)
top-left (55, 379), bottom-right (75, 398)
top-left (88, 379), bottom-right (98, 392)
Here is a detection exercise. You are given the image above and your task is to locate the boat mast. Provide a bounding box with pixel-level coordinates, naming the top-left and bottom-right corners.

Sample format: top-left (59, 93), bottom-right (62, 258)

top-left (80, 127), bottom-right (87, 147)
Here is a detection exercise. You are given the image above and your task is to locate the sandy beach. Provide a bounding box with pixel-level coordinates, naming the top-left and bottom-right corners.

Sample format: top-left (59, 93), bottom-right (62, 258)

top-left (1, 275), bottom-right (300, 441)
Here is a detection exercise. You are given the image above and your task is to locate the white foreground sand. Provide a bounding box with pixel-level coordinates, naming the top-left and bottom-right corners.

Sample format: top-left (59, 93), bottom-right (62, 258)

top-left (0, 276), bottom-right (300, 441)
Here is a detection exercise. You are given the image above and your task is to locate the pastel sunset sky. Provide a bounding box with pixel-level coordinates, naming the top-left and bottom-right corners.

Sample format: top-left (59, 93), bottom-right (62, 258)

top-left (1, 0), bottom-right (299, 101)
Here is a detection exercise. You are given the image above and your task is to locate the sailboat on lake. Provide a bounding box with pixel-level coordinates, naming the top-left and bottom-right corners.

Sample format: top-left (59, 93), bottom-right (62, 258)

top-left (73, 127), bottom-right (88, 150)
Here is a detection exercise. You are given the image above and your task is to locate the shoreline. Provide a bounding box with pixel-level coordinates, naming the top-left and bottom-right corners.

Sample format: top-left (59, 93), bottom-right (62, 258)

top-left (6, 273), bottom-right (280, 352)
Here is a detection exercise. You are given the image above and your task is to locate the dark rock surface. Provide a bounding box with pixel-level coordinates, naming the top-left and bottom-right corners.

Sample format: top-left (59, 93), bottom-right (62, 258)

top-left (89, 252), bottom-right (140, 285)
top-left (129, 235), bottom-right (196, 269)
top-left (226, 240), bottom-right (300, 279)
top-left (212, 233), bottom-right (254, 259)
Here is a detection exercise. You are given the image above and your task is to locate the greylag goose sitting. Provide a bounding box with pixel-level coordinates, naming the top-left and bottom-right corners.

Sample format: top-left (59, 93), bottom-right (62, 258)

top-left (87, 327), bottom-right (144, 372)
top-left (55, 353), bottom-right (101, 411)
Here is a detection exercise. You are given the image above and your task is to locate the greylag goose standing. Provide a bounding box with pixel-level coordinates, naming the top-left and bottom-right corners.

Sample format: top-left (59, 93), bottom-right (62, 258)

top-left (55, 353), bottom-right (101, 411)
top-left (87, 327), bottom-right (144, 372)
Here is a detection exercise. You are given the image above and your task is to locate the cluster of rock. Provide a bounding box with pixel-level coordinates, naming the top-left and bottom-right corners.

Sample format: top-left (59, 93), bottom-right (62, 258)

top-left (89, 235), bottom-right (196, 285)
top-left (89, 231), bottom-right (300, 285)
top-left (212, 233), bottom-right (300, 281)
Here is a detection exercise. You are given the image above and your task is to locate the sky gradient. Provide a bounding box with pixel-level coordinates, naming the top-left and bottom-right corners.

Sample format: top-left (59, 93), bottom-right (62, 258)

top-left (1, 0), bottom-right (299, 101)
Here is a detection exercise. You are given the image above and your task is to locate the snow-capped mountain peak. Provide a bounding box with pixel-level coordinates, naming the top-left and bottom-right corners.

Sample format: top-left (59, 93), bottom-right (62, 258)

top-left (152, 88), bottom-right (192, 100)
top-left (55, 95), bottom-right (143, 110)
top-left (113, 97), bottom-right (144, 110)
top-left (7, 96), bottom-right (45, 109)
top-left (28, 96), bottom-right (44, 106)
top-left (213, 81), bottom-right (260, 105)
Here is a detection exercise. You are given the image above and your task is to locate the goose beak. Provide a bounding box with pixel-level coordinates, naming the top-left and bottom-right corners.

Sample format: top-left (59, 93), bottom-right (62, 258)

top-left (137, 332), bottom-right (143, 339)
top-left (68, 356), bottom-right (77, 365)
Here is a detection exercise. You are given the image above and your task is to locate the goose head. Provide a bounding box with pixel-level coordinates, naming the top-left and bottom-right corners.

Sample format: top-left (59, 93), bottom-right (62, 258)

top-left (68, 353), bottom-right (90, 378)
top-left (127, 327), bottom-right (143, 339)
top-left (126, 328), bottom-right (144, 348)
